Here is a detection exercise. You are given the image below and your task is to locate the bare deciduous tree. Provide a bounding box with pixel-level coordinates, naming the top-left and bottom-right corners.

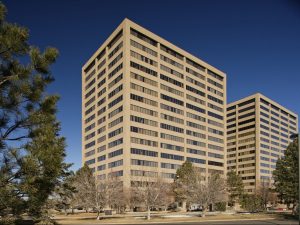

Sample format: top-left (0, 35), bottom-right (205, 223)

top-left (189, 172), bottom-right (226, 217)
top-left (257, 179), bottom-right (277, 210)
top-left (130, 177), bottom-right (173, 220)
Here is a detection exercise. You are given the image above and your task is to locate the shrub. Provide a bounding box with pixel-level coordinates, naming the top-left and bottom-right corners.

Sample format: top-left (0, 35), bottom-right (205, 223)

top-left (215, 202), bottom-right (226, 211)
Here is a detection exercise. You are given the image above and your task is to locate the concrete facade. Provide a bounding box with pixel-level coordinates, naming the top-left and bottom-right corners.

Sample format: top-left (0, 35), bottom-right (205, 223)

top-left (227, 93), bottom-right (298, 193)
top-left (82, 18), bottom-right (227, 188)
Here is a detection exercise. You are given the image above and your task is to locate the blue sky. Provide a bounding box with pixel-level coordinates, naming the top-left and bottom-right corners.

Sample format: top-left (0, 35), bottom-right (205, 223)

top-left (4, 0), bottom-right (300, 171)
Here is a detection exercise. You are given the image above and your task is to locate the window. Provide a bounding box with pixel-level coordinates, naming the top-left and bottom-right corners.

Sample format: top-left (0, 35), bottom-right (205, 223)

top-left (160, 103), bottom-right (184, 115)
top-left (108, 42), bottom-right (122, 59)
top-left (97, 155), bottom-right (106, 162)
top-left (207, 86), bottom-right (223, 97)
top-left (130, 39), bottom-right (157, 56)
top-left (108, 95), bottom-right (123, 109)
top-left (187, 148), bottom-right (206, 156)
top-left (131, 115), bottom-right (158, 127)
top-left (160, 74), bottom-right (183, 88)
top-left (238, 99), bottom-right (255, 107)
top-left (108, 73), bottom-right (123, 89)
top-left (161, 143), bottom-right (184, 152)
top-left (131, 159), bottom-right (158, 167)
top-left (131, 104), bottom-right (158, 117)
top-left (131, 50), bottom-right (157, 67)
top-left (208, 95), bottom-right (223, 104)
top-left (186, 121), bottom-right (206, 131)
top-left (160, 44), bottom-right (183, 60)
top-left (108, 52), bottom-right (123, 69)
top-left (208, 152), bottom-right (224, 159)
top-left (85, 87), bottom-right (95, 99)
top-left (108, 30), bottom-right (123, 49)
top-left (108, 63), bottom-right (123, 79)
top-left (161, 163), bottom-right (181, 170)
top-left (97, 68), bottom-right (106, 79)
top-left (186, 67), bottom-right (205, 80)
top-left (97, 49), bottom-right (106, 61)
top-left (108, 116), bottom-right (123, 128)
top-left (131, 72), bottom-right (157, 87)
top-left (108, 127), bottom-right (123, 138)
top-left (84, 60), bottom-right (95, 74)
top-left (130, 126), bottom-right (158, 137)
top-left (161, 64), bottom-right (183, 79)
top-left (186, 112), bottom-right (206, 122)
top-left (131, 148), bottom-right (158, 157)
top-left (160, 123), bottom-right (184, 133)
top-left (131, 83), bottom-right (158, 97)
top-left (207, 69), bottom-right (223, 81)
top-left (161, 133), bottom-right (184, 142)
top-left (187, 139), bottom-right (206, 147)
top-left (186, 85), bottom-right (205, 97)
top-left (161, 153), bottom-right (184, 161)
top-left (85, 69), bottom-right (95, 82)
top-left (207, 78), bottom-right (223, 89)
top-left (160, 83), bottom-right (183, 97)
top-left (160, 54), bottom-right (183, 69)
top-left (130, 61), bottom-right (157, 77)
top-left (208, 103), bottom-right (223, 112)
top-left (187, 157), bottom-right (205, 164)
top-left (108, 159), bottom-right (123, 168)
top-left (131, 170), bottom-right (157, 177)
top-left (108, 106), bottom-right (123, 119)
top-left (186, 94), bottom-right (205, 105)
top-left (108, 138), bottom-right (123, 148)
top-left (108, 85), bottom-right (123, 99)
top-left (186, 58), bottom-right (205, 71)
top-left (131, 137), bottom-right (158, 147)
top-left (85, 78), bottom-right (95, 90)
top-left (130, 28), bottom-right (157, 46)
top-left (208, 161), bottom-right (223, 167)
top-left (186, 130), bottom-right (206, 139)
top-left (186, 103), bottom-right (205, 114)
top-left (186, 76), bottom-right (205, 88)
top-left (161, 113), bottom-right (184, 124)
top-left (131, 93), bottom-right (157, 107)
top-left (208, 111), bottom-right (223, 120)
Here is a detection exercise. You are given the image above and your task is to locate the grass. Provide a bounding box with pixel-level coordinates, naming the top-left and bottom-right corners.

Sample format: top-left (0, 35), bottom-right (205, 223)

top-left (52, 212), bottom-right (285, 224)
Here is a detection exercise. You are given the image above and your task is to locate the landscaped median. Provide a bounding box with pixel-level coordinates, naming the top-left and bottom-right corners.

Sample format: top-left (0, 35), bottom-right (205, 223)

top-left (53, 212), bottom-right (285, 224)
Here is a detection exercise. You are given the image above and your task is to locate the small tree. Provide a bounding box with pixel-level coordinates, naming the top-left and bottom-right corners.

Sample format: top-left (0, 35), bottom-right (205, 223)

top-left (104, 174), bottom-right (128, 214)
top-left (54, 172), bottom-right (76, 215)
top-left (173, 161), bottom-right (197, 210)
top-left (226, 170), bottom-right (244, 207)
top-left (273, 136), bottom-right (299, 213)
top-left (256, 179), bottom-right (277, 210)
top-left (190, 172), bottom-right (226, 217)
top-left (131, 177), bottom-right (172, 220)
top-left (240, 194), bottom-right (264, 212)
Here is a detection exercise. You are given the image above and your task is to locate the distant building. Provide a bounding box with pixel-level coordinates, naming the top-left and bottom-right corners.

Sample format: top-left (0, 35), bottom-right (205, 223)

top-left (227, 93), bottom-right (298, 193)
top-left (81, 18), bottom-right (227, 188)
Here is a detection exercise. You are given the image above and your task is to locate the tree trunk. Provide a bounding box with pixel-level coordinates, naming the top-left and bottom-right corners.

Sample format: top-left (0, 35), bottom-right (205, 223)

top-left (182, 201), bottom-right (187, 211)
top-left (202, 206), bottom-right (207, 217)
top-left (96, 210), bottom-right (101, 220)
top-left (147, 206), bottom-right (151, 220)
top-left (64, 205), bottom-right (68, 216)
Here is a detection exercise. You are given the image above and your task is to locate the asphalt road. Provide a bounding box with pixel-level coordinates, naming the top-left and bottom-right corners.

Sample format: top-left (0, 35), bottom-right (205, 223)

top-left (68, 219), bottom-right (299, 225)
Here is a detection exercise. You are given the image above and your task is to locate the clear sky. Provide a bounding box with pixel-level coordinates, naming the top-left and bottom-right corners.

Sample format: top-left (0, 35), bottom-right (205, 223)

top-left (3, 0), bottom-right (300, 171)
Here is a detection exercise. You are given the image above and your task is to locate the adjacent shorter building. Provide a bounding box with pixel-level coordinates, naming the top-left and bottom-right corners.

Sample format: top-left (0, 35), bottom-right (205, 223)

top-left (82, 18), bottom-right (227, 188)
top-left (226, 93), bottom-right (298, 193)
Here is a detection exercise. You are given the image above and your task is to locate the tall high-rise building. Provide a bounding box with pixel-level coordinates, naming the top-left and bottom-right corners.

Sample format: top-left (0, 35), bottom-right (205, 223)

top-left (82, 19), bottom-right (227, 188)
top-left (227, 93), bottom-right (298, 193)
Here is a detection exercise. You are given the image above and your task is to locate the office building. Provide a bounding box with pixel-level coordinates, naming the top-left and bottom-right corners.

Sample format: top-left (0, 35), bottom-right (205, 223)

top-left (82, 18), bottom-right (227, 188)
top-left (227, 93), bottom-right (298, 193)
